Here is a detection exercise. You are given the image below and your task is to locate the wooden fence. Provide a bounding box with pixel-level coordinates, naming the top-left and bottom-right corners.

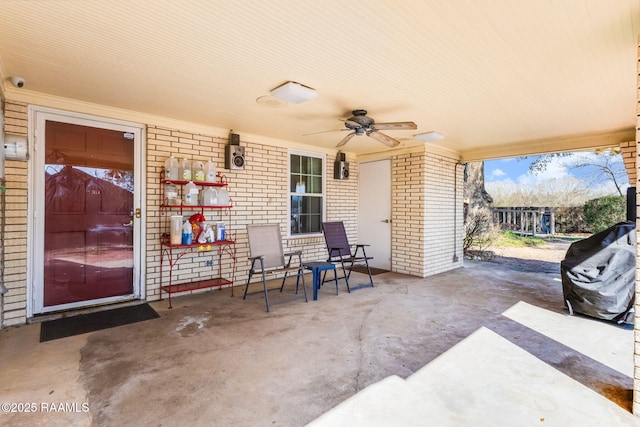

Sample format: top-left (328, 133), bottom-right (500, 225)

top-left (492, 207), bottom-right (555, 236)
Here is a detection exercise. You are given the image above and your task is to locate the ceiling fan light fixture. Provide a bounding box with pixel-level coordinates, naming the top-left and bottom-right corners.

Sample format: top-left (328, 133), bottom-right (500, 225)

top-left (415, 131), bottom-right (444, 142)
top-left (270, 81), bottom-right (317, 104)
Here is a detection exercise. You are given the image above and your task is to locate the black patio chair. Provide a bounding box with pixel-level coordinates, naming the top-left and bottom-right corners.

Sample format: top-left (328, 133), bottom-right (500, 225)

top-left (321, 221), bottom-right (374, 291)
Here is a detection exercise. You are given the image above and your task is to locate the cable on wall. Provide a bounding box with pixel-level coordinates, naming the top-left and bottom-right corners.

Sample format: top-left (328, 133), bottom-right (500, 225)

top-left (452, 161), bottom-right (465, 263)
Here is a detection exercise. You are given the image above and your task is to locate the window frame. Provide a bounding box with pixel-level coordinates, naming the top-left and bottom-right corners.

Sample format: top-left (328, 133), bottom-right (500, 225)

top-left (287, 149), bottom-right (326, 239)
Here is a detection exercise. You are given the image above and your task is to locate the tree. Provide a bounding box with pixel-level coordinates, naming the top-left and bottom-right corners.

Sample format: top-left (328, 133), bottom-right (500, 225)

top-left (583, 195), bottom-right (626, 233)
top-left (569, 151), bottom-right (627, 196)
top-left (463, 207), bottom-right (493, 252)
top-left (527, 150), bottom-right (628, 196)
top-left (464, 162), bottom-right (493, 209)
top-left (485, 176), bottom-right (601, 207)
top-left (527, 152), bottom-right (571, 174)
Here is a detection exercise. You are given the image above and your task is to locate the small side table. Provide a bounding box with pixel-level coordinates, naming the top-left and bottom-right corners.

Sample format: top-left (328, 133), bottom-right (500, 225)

top-left (304, 262), bottom-right (338, 300)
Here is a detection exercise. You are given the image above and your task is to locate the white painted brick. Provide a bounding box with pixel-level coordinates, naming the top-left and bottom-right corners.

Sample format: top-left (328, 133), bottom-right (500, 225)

top-left (1, 100), bottom-right (462, 324)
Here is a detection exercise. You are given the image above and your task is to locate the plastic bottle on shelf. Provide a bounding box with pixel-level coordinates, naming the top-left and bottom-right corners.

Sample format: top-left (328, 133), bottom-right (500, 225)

top-left (192, 160), bottom-right (205, 182)
top-left (200, 187), bottom-right (218, 206)
top-left (218, 187), bottom-right (229, 206)
top-left (164, 155), bottom-right (179, 180)
top-left (216, 222), bottom-right (226, 241)
top-left (179, 158), bottom-right (192, 181)
top-left (183, 181), bottom-right (198, 206)
top-left (165, 183), bottom-right (179, 205)
top-left (181, 221), bottom-right (193, 245)
top-left (205, 159), bottom-right (217, 182)
top-left (170, 215), bottom-right (183, 244)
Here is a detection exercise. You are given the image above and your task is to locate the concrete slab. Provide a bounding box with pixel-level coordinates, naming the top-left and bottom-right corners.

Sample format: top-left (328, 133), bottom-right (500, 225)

top-left (0, 260), bottom-right (636, 426)
top-left (0, 323), bottom-right (91, 426)
top-left (309, 327), bottom-right (638, 426)
top-left (503, 300), bottom-right (633, 377)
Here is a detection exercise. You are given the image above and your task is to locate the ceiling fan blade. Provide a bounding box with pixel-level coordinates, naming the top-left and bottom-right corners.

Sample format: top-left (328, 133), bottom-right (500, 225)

top-left (368, 131), bottom-right (400, 147)
top-left (303, 129), bottom-right (350, 136)
top-left (373, 121), bottom-right (417, 130)
top-left (336, 132), bottom-right (356, 147)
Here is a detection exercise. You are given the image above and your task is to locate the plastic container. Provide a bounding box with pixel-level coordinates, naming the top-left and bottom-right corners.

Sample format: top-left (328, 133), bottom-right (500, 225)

top-left (205, 159), bottom-right (217, 182)
top-left (192, 160), bottom-right (205, 182)
top-left (218, 187), bottom-right (229, 207)
top-left (216, 222), bottom-right (226, 241)
top-left (183, 181), bottom-right (198, 206)
top-left (164, 156), bottom-right (179, 180)
top-left (200, 187), bottom-right (218, 206)
top-left (179, 158), bottom-right (192, 181)
top-left (181, 221), bottom-right (193, 245)
top-left (170, 215), bottom-right (183, 244)
top-left (165, 183), bottom-right (178, 205)
top-left (202, 225), bottom-right (215, 243)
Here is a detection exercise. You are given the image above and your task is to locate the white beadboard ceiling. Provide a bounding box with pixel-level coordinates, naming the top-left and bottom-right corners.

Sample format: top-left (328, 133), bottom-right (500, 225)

top-left (0, 0), bottom-right (638, 160)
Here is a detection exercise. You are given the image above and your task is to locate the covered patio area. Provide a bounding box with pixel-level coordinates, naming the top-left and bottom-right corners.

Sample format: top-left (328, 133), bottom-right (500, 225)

top-left (0, 259), bottom-right (635, 426)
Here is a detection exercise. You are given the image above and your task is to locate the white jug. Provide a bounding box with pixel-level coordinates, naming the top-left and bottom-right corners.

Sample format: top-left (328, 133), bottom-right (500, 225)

top-left (164, 156), bottom-right (179, 180)
top-left (179, 158), bottom-right (192, 181)
top-left (218, 187), bottom-right (229, 206)
top-left (192, 160), bottom-right (205, 182)
top-left (165, 183), bottom-right (178, 205)
top-left (183, 181), bottom-right (198, 206)
top-left (205, 159), bottom-right (217, 182)
top-left (200, 187), bottom-right (218, 206)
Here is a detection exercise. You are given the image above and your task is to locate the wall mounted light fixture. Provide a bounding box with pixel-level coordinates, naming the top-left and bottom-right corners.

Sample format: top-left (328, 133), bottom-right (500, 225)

top-left (2, 133), bottom-right (29, 161)
top-left (2, 134), bottom-right (29, 160)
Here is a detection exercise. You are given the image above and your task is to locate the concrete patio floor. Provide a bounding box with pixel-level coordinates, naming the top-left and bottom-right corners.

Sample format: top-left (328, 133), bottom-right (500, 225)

top-left (0, 260), bottom-right (637, 426)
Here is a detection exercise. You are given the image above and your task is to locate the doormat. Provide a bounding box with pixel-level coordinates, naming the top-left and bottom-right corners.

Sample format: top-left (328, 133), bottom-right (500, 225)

top-left (350, 266), bottom-right (389, 276)
top-left (40, 303), bottom-right (160, 342)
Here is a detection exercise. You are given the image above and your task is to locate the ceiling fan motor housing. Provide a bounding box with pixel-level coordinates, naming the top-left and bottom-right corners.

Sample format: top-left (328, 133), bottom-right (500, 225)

top-left (345, 109), bottom-right (375, 130)
top-left (330, 109), bottom-right (415, 148)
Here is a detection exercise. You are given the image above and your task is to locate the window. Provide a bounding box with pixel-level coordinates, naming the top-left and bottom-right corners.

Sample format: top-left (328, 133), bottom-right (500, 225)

top-left (289, 150), bottom-right (325, 237)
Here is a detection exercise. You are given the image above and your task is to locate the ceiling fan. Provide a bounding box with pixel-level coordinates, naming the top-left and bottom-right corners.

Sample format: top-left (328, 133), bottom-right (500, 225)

top-left (311, 109), bottom-right (417, 148)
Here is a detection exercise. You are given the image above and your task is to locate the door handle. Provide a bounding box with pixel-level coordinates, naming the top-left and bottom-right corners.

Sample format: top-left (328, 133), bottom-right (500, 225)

top-left (381, 219), bottom-right (391, 223)
top-left (123, 220), bottom-right (133, 227)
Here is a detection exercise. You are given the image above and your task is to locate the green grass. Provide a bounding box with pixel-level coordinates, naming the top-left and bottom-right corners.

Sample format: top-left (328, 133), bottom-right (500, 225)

top-left (492, 230), bottom-right (547, 247)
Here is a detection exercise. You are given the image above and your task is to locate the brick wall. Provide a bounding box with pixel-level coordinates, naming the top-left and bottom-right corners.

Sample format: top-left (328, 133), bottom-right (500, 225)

top-left (391, 149), bottom-right (463, 277)
top-left (0, 103), bottom-right (361, 324)
top-left (634, 35), bottom-right (640, 417)
top-left (0, 99), bottom-right (461, 324)
top-left (145, 127), bottom-right (357, 301)
top-left (620, 140), bottom-right (637, 184)
top-left (424, 153), bottom-right (464, 275)
top-left (392, 151), bottom-right (426, 276)
top-left (1, 101), bottom-right (29, 326)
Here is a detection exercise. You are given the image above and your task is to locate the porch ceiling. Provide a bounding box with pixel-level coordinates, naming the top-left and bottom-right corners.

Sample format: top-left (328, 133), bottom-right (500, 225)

top-left (0, 1), bottom-right (638, 160)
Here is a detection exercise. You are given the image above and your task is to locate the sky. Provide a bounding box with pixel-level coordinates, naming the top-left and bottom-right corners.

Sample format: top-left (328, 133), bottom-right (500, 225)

top-left (485, 156), bottom-right (560, 184)
top-left (483, 152), bottom-right (629, 193)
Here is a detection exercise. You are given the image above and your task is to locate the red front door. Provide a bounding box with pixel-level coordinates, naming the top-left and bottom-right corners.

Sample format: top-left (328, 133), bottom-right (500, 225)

top-left (43, 120), bottom-right (135, 307)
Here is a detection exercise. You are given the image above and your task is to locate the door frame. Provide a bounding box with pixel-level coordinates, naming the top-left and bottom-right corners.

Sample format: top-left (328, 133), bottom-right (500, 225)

top-left (358, 158), bottom-right (392, 270)
top-left (27, 106), bottom-right (146, 316)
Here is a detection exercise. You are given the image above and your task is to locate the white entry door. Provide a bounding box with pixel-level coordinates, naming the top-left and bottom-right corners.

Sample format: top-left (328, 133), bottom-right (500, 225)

top-left (358, 159), bottom-right (392, 270)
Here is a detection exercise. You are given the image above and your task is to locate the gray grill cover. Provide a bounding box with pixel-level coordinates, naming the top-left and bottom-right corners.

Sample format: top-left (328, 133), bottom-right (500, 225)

top-left (560, 221), bottom-right (635, 323)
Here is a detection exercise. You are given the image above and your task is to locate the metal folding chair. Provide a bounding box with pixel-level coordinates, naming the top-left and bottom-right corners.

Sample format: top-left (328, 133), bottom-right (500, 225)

top-left (321, 221), bottom-right (374, 291)
top-left (244, 224), bottom-right (308, 312)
